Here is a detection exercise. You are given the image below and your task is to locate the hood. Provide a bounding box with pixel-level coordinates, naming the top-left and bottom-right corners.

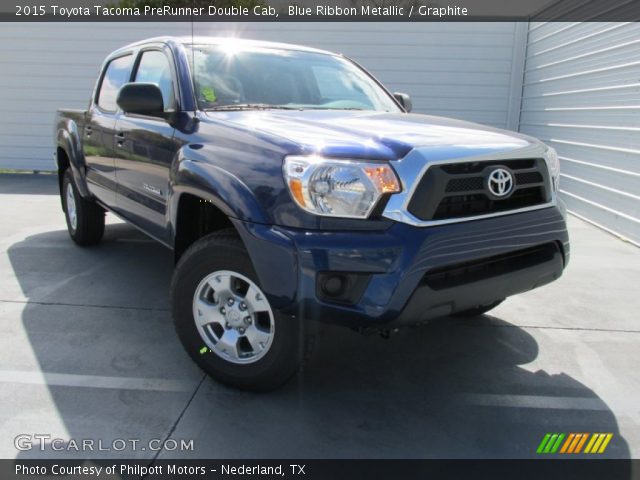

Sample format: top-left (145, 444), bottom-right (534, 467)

top-left (203, 110), bottom-right (541, 161)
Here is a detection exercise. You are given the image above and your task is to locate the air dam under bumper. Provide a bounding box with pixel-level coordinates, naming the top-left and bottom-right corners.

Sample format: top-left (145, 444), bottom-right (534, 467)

top-left (232, 203), bottom-right (569, 328)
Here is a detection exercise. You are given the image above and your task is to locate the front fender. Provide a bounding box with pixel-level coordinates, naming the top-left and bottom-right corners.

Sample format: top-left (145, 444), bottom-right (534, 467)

top-left (169, 149), bottom-right (296, 308)
top-left (169, 149), bottom-right (269, 231)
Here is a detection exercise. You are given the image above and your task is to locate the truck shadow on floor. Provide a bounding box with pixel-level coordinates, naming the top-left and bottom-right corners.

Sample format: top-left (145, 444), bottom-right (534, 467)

top-left (6, 224), bottom-right (632, 466)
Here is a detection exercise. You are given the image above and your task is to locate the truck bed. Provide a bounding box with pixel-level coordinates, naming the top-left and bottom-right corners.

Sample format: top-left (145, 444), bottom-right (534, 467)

top-left (56, 109), bottom-right (86, 125)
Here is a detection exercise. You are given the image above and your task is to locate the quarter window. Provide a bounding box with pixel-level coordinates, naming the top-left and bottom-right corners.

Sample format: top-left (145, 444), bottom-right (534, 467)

top-left (96, 55), bottom-right (132, 112)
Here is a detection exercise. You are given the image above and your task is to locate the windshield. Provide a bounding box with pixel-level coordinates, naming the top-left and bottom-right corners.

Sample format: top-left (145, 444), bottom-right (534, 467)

top-left (186, 44), bottom-right (401, 112)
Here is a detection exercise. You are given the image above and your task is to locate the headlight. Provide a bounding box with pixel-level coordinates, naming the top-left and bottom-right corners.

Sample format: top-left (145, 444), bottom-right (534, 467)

top-left (546, 146), bottom-right (560, 192)
top-left (283, 155), bottom-right (401, 218)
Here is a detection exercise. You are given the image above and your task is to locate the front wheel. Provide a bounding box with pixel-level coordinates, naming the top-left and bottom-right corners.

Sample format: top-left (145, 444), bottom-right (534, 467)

top-left (171, 230), bottom-right (303, 391)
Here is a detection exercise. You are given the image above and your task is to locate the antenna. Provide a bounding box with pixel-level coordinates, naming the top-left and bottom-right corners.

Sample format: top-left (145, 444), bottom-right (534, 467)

top-left (191, 0), bottom-right (195, 112)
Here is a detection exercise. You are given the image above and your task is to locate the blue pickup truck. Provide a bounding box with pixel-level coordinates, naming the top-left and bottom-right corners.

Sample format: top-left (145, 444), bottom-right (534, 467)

top-left (55, 37), bottom-right (569, 390)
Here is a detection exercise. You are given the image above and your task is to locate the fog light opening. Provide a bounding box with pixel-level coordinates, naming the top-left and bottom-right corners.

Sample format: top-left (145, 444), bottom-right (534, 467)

top-left (321, 274), bottom-right (348, 297)
top-left (316, 272), bottom-right (372, 306)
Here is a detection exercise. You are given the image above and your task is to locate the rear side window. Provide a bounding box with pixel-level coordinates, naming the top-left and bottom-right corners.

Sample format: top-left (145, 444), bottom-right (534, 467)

top-left (96, 55), bottom-right (132, 112)
top-left (134, 50), bottom-right (175, 111)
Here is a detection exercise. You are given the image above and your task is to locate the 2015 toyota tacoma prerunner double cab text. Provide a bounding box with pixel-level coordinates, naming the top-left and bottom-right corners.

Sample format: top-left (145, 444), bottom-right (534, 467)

top-left (55, 37), bottom-right (569, 391)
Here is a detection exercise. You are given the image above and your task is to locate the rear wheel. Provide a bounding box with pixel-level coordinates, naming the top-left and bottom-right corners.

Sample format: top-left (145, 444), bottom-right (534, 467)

top-left (62, 169), bottom-right (105, 246)
top-left (171, 230), bottom-right (303, 391)
top-left (453, 300), bottom-right (504, 318)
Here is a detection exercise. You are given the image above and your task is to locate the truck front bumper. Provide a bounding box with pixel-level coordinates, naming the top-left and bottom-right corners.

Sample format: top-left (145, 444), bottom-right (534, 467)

top-left (232, 203), bottom-right (569, 328)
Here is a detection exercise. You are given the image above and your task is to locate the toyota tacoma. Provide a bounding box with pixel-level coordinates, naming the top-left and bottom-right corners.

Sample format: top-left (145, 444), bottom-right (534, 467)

top-left (55, 37), bottom-right (569, 391)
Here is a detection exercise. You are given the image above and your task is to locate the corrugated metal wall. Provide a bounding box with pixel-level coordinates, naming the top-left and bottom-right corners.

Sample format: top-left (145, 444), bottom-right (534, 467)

top-left (0, 22), bottom-right (526, 171)
top-left (519, 22), bottom-right (640, 245)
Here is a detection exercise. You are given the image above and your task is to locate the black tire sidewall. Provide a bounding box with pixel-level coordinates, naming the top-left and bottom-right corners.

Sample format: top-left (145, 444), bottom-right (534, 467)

top-left (62, 171), bottom-right (79, 237)
top-left (62, 169), bottom-right (104, 246)
top-left (171, 233), bottom-right (301, 391)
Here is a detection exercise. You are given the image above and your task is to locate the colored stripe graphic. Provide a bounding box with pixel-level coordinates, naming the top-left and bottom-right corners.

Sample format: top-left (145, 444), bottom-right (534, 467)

top-left (537, 433), bottom-right (566, 454)
top-left (598, 433), bottom-right (613, 453)
top-left (545, 434), bottom-right (559, 453)
top-left (585, 433), bottom-right (614, 454)
top-left (537, 434), bottom-right (552, 454)
top-left (567, 433), bottom-right (582, 453)
top-left (538, 433), bottom-right (613, 454)
top-left (584, 433), bottom-right (598, 453)
top-left (574, 433), bottom-right (589, 453)
top-left (560, 433), bottom-right (575, 453)
top-left (551, 433), bottom-right (565, 453)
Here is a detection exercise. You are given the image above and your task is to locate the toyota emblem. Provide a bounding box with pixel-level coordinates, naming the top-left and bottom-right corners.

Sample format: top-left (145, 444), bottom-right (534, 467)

top-left (487, 168), bottom-right (514, 198)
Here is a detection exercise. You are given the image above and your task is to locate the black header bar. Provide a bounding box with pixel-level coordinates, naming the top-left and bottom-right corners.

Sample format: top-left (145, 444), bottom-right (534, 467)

top-left (4, 0), bottom-right (640, 22)
top-left (1, 459), bottom-right (637, 480)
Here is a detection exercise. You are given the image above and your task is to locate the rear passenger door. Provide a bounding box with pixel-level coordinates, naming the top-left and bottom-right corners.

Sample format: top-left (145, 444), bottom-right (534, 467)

top-left (84, 54), bottom-right (132, 207)
top-left (113, 47), bottom-right (180, 243)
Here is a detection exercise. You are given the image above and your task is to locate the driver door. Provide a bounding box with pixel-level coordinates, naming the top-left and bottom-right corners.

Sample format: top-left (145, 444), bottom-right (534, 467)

top-left (113, 48), bottom-right (180, 243)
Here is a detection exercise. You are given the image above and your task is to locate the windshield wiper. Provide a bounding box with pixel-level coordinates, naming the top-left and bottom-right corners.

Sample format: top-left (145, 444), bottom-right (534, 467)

top-left (205, 103), bottom-right (300, 111)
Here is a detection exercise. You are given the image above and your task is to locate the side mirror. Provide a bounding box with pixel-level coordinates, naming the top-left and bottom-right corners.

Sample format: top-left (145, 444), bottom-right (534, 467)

top-left (393, 92), bottom-right (412, 113)
top-left (117, 83), bottom-right (164, 116)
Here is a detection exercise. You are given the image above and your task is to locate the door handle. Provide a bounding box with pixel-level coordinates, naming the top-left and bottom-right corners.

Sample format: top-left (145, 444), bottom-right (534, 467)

top-left (84, 126), bottom-right (92, 137)
top-left (115, 131), bottom-right (125, 147)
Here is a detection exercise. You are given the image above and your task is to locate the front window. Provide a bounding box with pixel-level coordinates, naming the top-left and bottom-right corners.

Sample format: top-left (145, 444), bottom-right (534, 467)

top-left (186, 44), bottom-right (400, 112)
top-left (134, 50), bottom-right (175, 111)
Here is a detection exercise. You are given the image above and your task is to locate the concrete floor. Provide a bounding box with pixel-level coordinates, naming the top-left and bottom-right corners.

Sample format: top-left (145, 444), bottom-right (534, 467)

top-left (0, 173), bottom-right (638, 460)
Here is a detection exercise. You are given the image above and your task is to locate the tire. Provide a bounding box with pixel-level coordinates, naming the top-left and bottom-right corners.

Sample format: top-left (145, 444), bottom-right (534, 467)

top-left (453, 300), bottom-right (504, 318)
top-left (62, 169), bottom-right (105, 246)
top-left (171, 229), bottom-right (303, 392)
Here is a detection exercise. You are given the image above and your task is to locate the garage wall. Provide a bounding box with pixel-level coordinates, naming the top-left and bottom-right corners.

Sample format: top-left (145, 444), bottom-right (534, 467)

top-left (519, 22), bottom-right (640, 245)
top-left (0, 22), bottom-right (526, 171)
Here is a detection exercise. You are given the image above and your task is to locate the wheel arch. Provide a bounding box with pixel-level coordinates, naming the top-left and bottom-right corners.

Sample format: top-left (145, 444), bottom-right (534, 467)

top-left (56, 124), bottom-right (91, 200)
top-left (169, 153), bottom-right (269, 260)
top-left (172, 190), bottom-right (237, 261)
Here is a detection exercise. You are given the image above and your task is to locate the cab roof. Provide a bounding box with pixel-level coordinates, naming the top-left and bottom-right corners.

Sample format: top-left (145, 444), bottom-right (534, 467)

top-left (114, 36), bottom-right (336, 57)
